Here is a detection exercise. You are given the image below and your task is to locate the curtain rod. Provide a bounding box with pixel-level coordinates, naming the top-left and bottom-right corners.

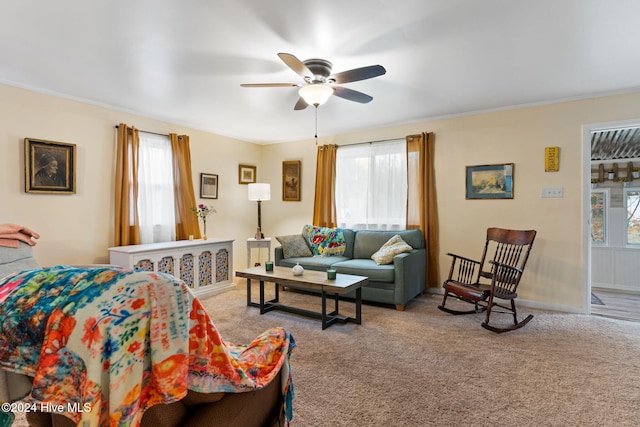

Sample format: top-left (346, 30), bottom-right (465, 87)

top-left (114, 125), bottom-right (168, 137)
top-left (339, 137), bottom-right (405, 147)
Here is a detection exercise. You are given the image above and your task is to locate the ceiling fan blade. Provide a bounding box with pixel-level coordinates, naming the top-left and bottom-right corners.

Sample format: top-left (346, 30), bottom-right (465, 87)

top-left (240, 83), bottom-right (299, 87)
top-left (330, 65), bottom-right (386, 84)
top-left (293, 97), bottom-right (309, 110)
top-left (333, 86), bottom-right (373, 103)
top-left (278, 52), bottom-right (312, 79)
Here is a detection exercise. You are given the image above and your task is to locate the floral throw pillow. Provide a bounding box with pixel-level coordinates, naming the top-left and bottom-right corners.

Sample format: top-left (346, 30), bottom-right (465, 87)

top-left (275, 234), bottom-right (313, 258)
top-left (371, 234), bottom-right (413, 265)
top-left (303, 225), bottom-right (346, 257)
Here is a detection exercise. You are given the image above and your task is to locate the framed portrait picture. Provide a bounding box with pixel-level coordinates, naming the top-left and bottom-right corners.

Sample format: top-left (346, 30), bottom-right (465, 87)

top-left (282, 160), bottom-right (301, 201)
top-left (200, 173), bottom-right (218, 199)
top-left (238, 164), bottom-right (256, 184)
top-left (24, 138), bottom-right (76, 194)
top-left (466, 163), bottom-right (514, 199)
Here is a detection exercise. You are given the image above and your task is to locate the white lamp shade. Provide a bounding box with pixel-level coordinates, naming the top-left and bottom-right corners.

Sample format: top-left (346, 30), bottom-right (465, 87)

top-left (299, 84), bottom-right (334, 106)
top-left (248, 183), bottom-right (271, 201)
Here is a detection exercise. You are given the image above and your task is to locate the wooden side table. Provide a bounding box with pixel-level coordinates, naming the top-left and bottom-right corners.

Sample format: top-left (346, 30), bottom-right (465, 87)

top-left (247, 237), bottom-right (271, 268)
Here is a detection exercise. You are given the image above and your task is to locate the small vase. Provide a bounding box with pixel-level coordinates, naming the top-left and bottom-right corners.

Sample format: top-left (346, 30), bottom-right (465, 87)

top-left (292, 263), bottom-right (304, 276)
top-left (203, 221), bottom-right (207, 240)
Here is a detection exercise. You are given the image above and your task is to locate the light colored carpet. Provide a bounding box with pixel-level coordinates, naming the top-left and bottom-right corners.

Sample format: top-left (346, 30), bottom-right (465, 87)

top-left (13, 285), bottom-right (640, 426)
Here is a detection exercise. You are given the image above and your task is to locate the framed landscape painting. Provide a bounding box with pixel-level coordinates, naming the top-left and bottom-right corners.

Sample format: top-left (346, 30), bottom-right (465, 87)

top-left (24, 138), bottom-right (76, 194)
top-left (466, 163), bottom-right (514, 199)
top-left (282, 160), bottom-right (301, 201)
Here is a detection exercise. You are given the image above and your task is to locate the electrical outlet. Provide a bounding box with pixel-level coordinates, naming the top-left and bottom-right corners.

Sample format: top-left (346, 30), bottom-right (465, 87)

top-left (541, 187), bottom-right (564, 198)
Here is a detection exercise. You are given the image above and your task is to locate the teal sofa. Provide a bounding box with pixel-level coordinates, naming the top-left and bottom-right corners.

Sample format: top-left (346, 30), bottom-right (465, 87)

top-left (275, 229), bottom-right (426, 310)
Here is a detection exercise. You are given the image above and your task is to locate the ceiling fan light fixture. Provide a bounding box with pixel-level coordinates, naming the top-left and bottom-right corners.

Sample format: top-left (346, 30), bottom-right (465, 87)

top-left (299, 84), bottom-right (334, 107)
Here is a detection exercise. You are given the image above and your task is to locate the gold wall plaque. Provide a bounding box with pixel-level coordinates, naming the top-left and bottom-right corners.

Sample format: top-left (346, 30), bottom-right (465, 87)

top-left (545, 146), bottom-right (559, 172)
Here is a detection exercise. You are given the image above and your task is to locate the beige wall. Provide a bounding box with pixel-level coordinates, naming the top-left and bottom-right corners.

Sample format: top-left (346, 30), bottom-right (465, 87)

top-left (0, 84), bottom-right (261, 274)
top-left (3, 82), bottom-right (640, 312)
top-left (262, 92), bottom-right (640, 313)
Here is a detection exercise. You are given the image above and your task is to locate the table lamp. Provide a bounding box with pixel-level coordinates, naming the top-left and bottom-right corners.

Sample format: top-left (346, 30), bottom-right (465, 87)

top-left (248, 183), bottom-right (271, 239)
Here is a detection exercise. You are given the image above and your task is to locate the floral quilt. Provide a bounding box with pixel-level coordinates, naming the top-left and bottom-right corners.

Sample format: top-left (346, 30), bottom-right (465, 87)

top-left (0, 266), bottom-right (295, 426)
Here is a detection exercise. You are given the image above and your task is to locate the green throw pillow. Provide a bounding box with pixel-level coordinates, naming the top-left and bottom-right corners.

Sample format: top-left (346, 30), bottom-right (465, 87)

top-left (276, 234), bottom-right (313, 258)
top-left (303, 225), bottom-right (346, 257)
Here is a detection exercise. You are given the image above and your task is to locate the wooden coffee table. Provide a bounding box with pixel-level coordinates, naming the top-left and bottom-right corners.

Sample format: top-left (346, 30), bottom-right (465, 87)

top-left (235, 266), bottom-right (368, 330)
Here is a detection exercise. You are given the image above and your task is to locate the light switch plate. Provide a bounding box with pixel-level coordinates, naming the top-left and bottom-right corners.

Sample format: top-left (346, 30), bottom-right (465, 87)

top-left (541, 187), bottom-right (564, 198)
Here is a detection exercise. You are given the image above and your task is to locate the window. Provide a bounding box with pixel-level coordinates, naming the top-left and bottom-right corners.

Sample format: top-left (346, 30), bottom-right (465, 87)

top-left (590, 190), bottom-right (607, 244)
top-left (626, 188), bottom-right (640, 245)
top-left (335, 140), bottom-right (407, 230)
top-left (137, 132), bottom-right (176, 243)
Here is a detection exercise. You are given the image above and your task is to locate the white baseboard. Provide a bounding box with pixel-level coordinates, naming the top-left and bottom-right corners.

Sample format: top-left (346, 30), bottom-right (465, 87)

top-left (193, 282), bottom-right (236, 300)
top-left (424, 288), bottom-right (586, 314)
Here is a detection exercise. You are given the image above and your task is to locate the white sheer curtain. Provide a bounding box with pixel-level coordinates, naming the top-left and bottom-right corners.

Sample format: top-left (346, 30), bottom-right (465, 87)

top-left (335, 140), bottom-right (407, 230)
top-left (137, 132), bottom-right (176, 243)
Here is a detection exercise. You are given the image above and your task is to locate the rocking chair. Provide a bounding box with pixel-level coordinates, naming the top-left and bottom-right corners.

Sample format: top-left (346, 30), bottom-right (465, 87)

top-left (437, 227), bottom-right (537, 333)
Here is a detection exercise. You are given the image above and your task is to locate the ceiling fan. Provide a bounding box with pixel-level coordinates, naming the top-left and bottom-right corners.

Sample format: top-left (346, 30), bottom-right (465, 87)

top-left (241, 53), bottom-right (386, 110)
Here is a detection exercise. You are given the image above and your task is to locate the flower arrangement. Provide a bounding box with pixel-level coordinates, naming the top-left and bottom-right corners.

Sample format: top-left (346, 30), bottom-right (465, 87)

top-left (191, 204), bottom-right (216, 238)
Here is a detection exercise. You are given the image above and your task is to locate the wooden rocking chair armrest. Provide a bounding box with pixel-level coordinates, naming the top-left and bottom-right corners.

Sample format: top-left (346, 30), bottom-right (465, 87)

top-left (488, 260), bottom-right (523, 275)
top-left (444, 253), bottom-right (483, 284)
top-left (445, 252), bottom-right (481, 266)
top-left (487, 260), bottom-right (523, 291)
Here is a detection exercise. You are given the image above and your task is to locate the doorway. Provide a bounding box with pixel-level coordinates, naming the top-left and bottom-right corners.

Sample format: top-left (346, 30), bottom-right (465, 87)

top-left (590, 288), bottom-right (640, 321)
top-left (584, 120), bottom-right (640, 322)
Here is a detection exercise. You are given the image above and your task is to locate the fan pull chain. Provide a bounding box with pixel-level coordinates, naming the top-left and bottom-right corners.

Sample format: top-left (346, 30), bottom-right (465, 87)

top-left (314, 106), bottom-right (318, 145)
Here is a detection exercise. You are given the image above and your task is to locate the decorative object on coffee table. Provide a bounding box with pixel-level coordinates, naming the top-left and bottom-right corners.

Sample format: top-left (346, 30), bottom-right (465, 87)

top-left (292, 263), bottom-right (304, 276)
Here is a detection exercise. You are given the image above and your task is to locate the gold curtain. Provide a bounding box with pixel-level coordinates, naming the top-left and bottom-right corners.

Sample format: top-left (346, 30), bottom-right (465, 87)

top-left (407, 132), bottom-right (439, 288)
top-left (312, 144), bottom-right (338, 227)
top-left (114, 124), bottom-right (141, 246)
top-left (170, 133), bottom-right (201, 240)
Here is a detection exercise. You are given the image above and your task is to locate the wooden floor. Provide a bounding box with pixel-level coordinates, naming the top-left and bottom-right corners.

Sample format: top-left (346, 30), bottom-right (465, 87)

top-left (591, 287), bottom-right (640, 322)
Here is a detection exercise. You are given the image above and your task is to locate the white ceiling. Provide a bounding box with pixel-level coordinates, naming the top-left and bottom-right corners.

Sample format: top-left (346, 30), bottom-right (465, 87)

top-left (2, 0), bottom-right (640, 144)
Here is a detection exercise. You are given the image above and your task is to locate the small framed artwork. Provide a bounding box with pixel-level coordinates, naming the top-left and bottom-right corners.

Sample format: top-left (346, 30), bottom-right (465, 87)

top-left (24, 138), bottom-right (76, 194)
top-left (283, 160), bottom-right (301, 201)
top-left (238, 164), bottom-right (256, 184)
top-left (200, 173), bottom-right (218, 199)
top-left (466, 163), bottom-right (514, 199)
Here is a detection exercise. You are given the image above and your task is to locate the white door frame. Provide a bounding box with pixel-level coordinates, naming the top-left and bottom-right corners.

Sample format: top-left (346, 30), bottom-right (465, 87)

top-left (582, 118), bottom-right (640, 314)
